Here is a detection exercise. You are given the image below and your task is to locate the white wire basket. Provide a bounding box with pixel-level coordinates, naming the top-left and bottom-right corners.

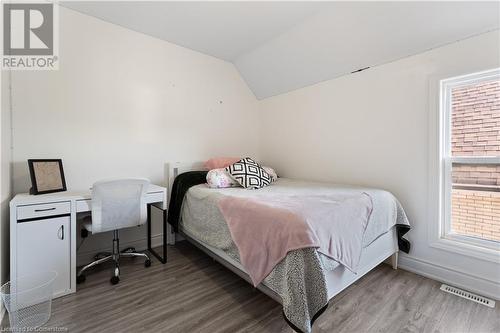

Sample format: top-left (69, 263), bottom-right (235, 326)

top-left (1, 271), bottom-right (57, 330)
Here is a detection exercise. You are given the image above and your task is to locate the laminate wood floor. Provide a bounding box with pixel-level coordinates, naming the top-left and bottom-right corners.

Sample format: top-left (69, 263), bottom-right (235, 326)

top-left (3, 241), bottom-right (499, 333)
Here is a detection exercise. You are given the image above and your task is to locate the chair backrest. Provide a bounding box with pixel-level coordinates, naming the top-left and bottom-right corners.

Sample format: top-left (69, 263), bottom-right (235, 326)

top-left (91, 178), bottom-right (150, 233)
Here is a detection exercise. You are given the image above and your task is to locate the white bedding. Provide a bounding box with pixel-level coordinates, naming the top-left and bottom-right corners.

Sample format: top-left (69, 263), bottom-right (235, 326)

top-left (181, 178), bottom-right (408, 249)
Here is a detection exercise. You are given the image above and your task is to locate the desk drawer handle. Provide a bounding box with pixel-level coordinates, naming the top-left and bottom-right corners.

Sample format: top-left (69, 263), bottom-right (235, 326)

top-left (35, 207), bottom-right (56, 212)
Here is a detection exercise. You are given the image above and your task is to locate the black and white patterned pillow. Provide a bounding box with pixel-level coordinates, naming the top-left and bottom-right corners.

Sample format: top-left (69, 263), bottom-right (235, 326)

top-left (225, 157), bottom-right (272, 189)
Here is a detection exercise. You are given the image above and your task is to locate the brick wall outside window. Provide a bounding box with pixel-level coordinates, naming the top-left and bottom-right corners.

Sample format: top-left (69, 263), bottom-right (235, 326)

top-left (451, 189), bottom-right (500, 241)
top-left (450, 80), bottom-right (499, 242)
top-left (451, 81), bottom-right (500, 157)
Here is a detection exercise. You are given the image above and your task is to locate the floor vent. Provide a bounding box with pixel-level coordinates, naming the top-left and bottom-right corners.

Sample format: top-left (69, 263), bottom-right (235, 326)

top-left (440, 284), bottom-right (495, 308)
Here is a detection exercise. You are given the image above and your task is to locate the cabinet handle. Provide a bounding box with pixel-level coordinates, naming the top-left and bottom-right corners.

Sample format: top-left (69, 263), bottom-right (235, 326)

top-left (35, 207), bottom-right (56, 212)
top-left (58, 225), bottom-right (64, 240)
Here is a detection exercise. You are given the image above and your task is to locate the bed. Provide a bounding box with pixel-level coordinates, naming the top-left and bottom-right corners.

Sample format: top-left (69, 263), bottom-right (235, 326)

top-left (165, 162), bottom-right (410, 333)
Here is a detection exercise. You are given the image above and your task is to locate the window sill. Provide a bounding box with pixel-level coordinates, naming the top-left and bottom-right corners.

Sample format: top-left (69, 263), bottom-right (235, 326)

top-left (430, 236), bottom-right (500, 264)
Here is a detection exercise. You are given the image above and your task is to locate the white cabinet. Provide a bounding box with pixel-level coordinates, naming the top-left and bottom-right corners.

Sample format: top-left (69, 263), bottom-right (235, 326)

top-left (10, 184), bottom-right (167, 299)
top-left (16, 212), bottom-right (71, 297)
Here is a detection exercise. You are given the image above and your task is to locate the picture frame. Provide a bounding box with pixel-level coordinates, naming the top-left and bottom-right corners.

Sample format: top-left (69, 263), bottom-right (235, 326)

top-left (28, 159), bottom-right (67, 195)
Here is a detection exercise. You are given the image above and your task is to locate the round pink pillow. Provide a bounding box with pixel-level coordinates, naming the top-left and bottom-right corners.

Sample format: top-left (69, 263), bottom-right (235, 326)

top-left (204, 157), bottom-right (241, 170)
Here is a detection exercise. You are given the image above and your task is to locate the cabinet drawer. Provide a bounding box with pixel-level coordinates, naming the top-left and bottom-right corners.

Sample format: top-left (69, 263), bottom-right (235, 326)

top-left (17, 201), bottom-right (71, 221)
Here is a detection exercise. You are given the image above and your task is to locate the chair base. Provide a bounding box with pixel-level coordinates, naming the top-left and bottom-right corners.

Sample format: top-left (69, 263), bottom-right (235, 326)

top-left (77, 230), bottom-right (151, 285)
top-left (93, 247), bottom-right (137, 260)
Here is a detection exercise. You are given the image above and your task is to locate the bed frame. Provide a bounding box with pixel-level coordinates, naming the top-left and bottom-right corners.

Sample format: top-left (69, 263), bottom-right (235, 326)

top-left (164, 162), bottom-right (399, 304)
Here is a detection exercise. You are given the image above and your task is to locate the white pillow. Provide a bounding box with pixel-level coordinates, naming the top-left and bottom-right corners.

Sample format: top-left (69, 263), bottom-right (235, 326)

top-left (225, 157), bottom-right (272, 189)
top-left (206, 168), bottom-right (241, 188)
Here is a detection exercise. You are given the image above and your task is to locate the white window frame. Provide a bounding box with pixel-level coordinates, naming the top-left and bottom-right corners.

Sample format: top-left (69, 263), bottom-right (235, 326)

top-left (431, 68), bottom-right (500, 263)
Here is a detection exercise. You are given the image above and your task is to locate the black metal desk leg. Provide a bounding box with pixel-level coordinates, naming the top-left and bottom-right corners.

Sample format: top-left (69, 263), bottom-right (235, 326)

top-left (147, 204), bottom-right (167, 264)
top-left (163, 209), bottom-right (167, 262)
top-left (147, 204), bottom-right (152, 250)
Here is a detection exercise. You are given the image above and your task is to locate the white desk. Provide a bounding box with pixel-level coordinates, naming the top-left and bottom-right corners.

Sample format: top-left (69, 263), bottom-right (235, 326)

top-left (10, 184), bottom-right (168, 298)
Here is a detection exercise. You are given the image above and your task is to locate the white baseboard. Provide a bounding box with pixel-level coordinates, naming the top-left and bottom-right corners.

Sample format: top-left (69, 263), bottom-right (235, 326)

top-left (399, 254), bottom-right (500, 301)
top-left (77, 233), bottom-right (170, 266)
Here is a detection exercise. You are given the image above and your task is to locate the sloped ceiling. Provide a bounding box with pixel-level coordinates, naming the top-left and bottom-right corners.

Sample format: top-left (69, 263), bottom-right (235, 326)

top-left (62, 1), bottom-right (500, 99)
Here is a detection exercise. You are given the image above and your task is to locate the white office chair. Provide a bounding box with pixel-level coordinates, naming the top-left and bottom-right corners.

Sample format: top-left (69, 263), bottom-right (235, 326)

top-left (76, 179), bottom-right (152, 285)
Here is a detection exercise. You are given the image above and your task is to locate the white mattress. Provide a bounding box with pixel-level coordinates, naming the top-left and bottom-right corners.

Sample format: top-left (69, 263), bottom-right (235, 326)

top-left (181, 178), bottom-right (406, 249)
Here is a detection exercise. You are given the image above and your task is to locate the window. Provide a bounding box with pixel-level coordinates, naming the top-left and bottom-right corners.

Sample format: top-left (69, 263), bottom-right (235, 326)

top-left (440, 68), bottom-right (500, 250)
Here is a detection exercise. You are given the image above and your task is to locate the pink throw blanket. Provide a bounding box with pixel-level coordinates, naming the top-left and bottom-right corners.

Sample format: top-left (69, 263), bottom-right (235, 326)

top-left (218, 193), bottom-right (373, 286)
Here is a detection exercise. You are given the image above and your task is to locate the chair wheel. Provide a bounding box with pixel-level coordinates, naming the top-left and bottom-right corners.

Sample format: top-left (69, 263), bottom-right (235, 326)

top-left (145, 259), bottom-right (151, 268)
top-left (121, 247), bottom-right (136, 253)
top-left (110, 276), bottom-right (120, 285)
top-left (76, 275), bottom-right (86, 284)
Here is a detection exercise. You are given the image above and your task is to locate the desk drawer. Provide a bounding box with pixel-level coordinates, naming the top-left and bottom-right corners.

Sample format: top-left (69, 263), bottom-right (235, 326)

top-left (17, 202), bottom-right (71, 221)
top-left (146, 192), bottom-right (165, 205)
top-left (76, 193), bottom-right (165, 213)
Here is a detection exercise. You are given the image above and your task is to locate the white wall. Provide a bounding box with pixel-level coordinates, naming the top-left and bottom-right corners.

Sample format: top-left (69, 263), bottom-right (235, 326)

top-left (8, 7), bottom-right (259, 263)
top-left (0, 69), bottom-right (12, 319)
top-left (259, 30), bottom-right (500, 299)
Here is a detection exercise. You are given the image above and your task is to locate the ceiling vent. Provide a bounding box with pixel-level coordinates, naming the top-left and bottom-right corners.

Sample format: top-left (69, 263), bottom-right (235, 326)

top-left (351, 66), bottom-right (370, 74)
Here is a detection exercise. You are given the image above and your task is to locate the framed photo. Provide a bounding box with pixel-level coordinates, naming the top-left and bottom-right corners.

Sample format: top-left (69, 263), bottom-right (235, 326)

top-left (28, 159), bottom-right (67, 195)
